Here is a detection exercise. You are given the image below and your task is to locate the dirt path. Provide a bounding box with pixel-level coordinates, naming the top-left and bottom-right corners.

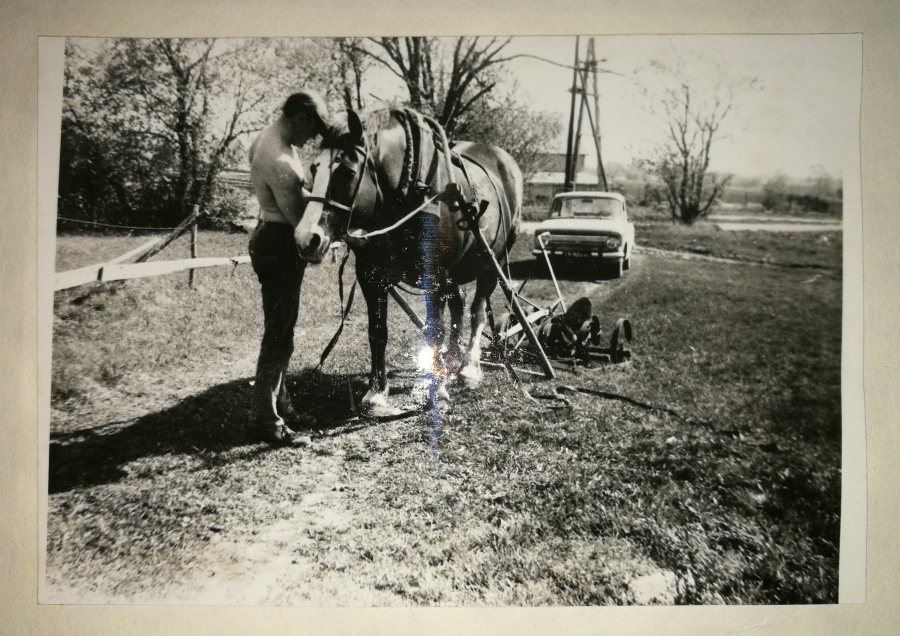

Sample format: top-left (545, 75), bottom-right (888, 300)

top-left (45, 428), bottom-right (410, 606)
top-left (171, 447), bottom-right (400, 606)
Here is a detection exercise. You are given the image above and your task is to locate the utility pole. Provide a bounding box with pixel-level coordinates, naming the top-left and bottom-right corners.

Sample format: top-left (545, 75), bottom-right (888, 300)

top-left (563, 36), bottom-right (581, 192)
top-left (571, 86), bottom-right (587, 191)
top-left (588, 38), bottom-right (609, 191)
top-left (563, 37), bottom-right (610, 193)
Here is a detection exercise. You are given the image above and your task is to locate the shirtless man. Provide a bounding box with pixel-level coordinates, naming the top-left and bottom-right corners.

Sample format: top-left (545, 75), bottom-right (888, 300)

top-left (247, 90), bottom-right (330, 443)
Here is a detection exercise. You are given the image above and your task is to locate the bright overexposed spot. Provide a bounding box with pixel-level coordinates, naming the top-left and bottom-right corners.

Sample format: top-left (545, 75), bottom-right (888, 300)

top-left (417, 346), bottom-right (435, 372)
top-left (277, 148), bottom-right (306, 181)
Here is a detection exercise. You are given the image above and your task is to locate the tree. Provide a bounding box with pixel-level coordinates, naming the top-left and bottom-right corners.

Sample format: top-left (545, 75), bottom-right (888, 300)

top-left (762, 171), bottom-right (788, 211)
top-left (346, 37), bottom-right (515, 136)
top-left (639, 58), bottom-right (758, 224)
top-left (330, 38), bottom-right (369, 111)
top-left (453, 81), bottom-right (563, 182)
top-left (59, 38), bottom-right (336, 229)
top-left (808, 165), bottom-right (837, 199)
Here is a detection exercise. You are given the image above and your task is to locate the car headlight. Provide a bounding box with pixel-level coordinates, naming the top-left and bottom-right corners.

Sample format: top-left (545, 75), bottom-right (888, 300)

top-left (605, 236), bottom-right (621, 249)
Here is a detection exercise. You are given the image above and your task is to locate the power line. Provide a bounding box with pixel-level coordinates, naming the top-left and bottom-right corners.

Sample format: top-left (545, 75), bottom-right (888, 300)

top-left (512, 53), bottom-right (623, 76)
top-left (56, 217), bottom-right (179, 231)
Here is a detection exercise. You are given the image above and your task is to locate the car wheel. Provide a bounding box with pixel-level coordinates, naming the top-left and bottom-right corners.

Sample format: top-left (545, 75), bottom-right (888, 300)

top-left (623, 250), bottom-right (631, 271)
top-left (608, 259), bottom-right (623, 279)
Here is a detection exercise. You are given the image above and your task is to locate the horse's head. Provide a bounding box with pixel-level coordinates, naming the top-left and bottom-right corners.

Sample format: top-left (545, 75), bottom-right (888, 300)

top-left (296, 110), bottom-right (377, 263)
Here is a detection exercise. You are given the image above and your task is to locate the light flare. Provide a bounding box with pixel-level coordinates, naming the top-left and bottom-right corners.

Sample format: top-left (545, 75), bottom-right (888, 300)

top-left (417, 346), bottom-right (435, 372)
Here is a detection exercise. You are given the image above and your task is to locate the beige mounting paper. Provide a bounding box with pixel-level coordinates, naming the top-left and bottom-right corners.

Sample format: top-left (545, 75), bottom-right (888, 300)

top-left (4, 0), bottom-right (898, 633)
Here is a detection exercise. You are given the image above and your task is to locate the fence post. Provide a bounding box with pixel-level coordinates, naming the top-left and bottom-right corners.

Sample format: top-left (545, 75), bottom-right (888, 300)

top-left (189, 220), bottom-right (198, 288)
top-left (136, 204), bottom-right (204, 264)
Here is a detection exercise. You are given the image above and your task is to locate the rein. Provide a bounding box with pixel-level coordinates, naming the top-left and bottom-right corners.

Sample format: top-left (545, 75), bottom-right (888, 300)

top-left (345, 193), bottom-right (442, 242)
top-left (314, 246), bottom-right (357, 370)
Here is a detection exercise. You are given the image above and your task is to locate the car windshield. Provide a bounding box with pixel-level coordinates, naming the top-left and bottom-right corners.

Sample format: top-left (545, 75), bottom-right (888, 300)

top-left (552, 197), bottom-right (625, 220)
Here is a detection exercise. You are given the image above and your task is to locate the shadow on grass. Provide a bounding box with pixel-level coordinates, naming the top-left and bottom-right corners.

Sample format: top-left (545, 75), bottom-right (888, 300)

top-left (48, 369), bottom-right (374, 494)
top-left (507, 258), bottom-right (623, 283)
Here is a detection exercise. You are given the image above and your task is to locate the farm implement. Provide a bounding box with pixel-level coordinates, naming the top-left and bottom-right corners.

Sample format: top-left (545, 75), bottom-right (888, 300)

top-left (488, 296), bottom-right (633, 374)
top-left (434, 177), bottom-right (634, 379)
top-left (479, 250), bottom-right (633, 379)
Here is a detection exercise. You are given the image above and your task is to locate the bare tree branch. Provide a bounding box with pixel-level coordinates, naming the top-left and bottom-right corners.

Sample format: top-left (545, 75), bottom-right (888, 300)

top-left (638, 58), bottom-right (758, 224)
top-left (345, 36), bottom-right (513, 134)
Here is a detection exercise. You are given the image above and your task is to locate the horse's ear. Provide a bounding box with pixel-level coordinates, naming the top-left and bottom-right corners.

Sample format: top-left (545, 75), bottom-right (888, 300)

top-left (347, 109), bottom-right (364, 141)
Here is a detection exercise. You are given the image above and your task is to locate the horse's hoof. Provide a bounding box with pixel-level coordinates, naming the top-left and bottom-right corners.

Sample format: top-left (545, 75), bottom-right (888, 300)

top-left (458, 364), bottom-right (483, 389)
top-left (360, 390), bottom-right (403, 418)
top-left (435, 383), bottom-right (451, 402)
top-left (426, 387), bottom-right (452, 413)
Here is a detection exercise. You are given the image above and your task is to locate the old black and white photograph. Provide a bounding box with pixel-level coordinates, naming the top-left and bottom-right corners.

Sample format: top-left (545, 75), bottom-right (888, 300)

top-left (39, 34), bottom-right (862, 605)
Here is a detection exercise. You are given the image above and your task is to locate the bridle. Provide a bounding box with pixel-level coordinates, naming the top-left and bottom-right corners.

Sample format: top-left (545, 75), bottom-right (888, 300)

top-left (304, 137), bottom-right (380, 239)
top-left (303, 115), bottom-right (454, 246)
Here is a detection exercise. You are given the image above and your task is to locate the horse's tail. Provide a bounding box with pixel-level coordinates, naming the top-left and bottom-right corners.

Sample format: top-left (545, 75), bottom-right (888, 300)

top-left (509, 156), bottom-right (524, 238)
top-left (490, 145), bottom-right (524, 247)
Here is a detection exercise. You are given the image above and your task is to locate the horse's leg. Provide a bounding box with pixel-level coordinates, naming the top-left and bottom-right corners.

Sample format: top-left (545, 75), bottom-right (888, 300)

top-left (459, 271), bottom-right (498, 388)
top-left (358, 274), bottom-right (401, 417)
top-left (445, 284), bottom-right (465, 373)
top-left (423, 289), bottom-right (451, 404)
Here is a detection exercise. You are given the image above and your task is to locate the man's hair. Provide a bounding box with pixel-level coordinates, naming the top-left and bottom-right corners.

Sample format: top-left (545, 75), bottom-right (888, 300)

top-left (281, 90), bottom-right (329, 132)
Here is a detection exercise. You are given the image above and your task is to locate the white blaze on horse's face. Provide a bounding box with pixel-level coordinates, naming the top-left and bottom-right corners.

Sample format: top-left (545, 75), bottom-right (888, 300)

top-left (296, 148), bottom-right (335, 263)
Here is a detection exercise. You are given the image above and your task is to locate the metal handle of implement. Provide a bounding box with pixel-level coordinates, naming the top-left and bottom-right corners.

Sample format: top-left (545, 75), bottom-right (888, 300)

top-left (459, 199), bottom-right (556, 380)
top-left (538, 232), bottom-right (567, 314)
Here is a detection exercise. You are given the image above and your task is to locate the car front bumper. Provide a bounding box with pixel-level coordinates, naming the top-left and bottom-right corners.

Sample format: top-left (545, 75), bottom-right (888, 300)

top-left (533, 247), bottom-right (625, 261)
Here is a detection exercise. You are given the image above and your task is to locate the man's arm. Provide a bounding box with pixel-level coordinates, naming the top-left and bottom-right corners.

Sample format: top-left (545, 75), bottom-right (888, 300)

top-left (266, 157), bottom-right (310, 227)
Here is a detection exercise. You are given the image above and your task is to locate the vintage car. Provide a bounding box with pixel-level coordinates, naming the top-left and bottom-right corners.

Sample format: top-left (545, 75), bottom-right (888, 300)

top-left (532, 191), bottom-right (634, 277)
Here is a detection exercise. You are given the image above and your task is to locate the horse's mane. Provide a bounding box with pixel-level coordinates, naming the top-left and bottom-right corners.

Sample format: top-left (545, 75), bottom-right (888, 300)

top-left (318, 108), bottom-right (421, 199)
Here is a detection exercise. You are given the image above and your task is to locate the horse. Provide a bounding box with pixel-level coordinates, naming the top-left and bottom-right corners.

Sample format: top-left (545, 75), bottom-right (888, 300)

top-left (295, 108), bottom-right (523, 416)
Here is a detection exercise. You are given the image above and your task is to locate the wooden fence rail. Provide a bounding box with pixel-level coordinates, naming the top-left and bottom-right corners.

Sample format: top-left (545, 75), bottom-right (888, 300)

top-left (136, 205), bottom-right (205, 264)
top-left (54, 255), bottom-right (251, 292)
top-left (53, 207), bottom-right (254, 293)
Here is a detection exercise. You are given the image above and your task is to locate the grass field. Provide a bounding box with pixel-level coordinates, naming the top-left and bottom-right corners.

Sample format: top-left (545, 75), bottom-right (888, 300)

top-left (634, 221), bottom-right (842, 269)
top-left (46, 224), bottom-right (842, 605)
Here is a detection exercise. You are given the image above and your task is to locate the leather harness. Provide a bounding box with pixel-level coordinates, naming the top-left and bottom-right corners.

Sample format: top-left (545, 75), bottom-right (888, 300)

top-left (304, 108), bottom-right (512, 256)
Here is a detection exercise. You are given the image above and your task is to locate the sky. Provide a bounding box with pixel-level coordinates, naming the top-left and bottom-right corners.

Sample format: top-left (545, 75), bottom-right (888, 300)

top-left (503, 34), bottom-right (862, 180)
top-left (362, 34), bottom-right (861, 181)
top-left (68, 35), bottom-right (861, 181)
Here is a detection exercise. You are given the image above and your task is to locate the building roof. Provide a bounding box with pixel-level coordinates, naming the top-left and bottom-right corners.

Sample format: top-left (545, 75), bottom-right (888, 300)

top-left (529, 171), bottom-right (600, 186)
top-left (554, 190), bottom-right (626, 203)
top-left (533, 153), bottom-right (586, 173)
